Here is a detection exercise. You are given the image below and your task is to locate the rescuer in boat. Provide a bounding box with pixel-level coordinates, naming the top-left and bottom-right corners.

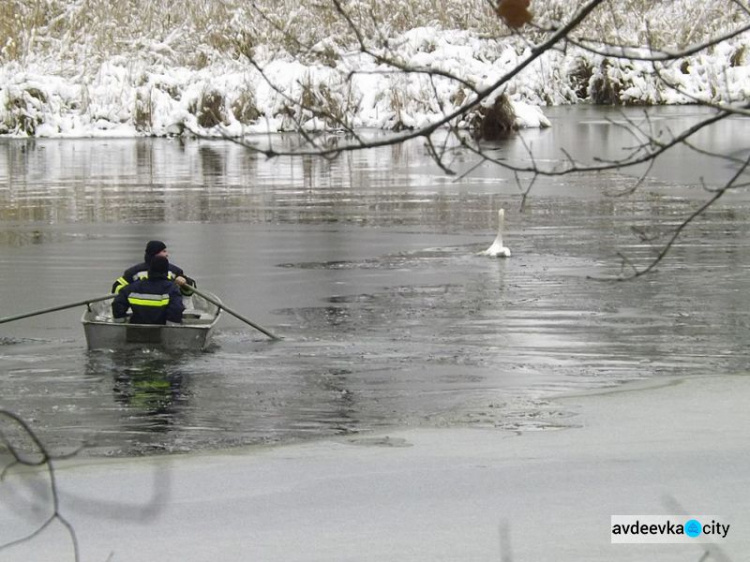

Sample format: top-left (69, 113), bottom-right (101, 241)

top-left (112, 256), bottom-right (185, 325)
top-left (111, 240), bottom-right (196, 295)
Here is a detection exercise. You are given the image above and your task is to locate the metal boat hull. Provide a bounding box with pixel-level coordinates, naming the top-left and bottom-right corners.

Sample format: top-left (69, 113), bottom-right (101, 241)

top-left (81, 292), bottom-right (221, 351)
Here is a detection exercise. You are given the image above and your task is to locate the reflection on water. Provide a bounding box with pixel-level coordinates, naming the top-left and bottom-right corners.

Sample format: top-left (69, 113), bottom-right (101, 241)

top-left (0, 106), bottom-right (749, 456)
top-left (82, 351), bottom-right (192, 455)
top-left (4, 109), bottom-right (744, 228)
top-left (111, 360), bottom-right (185, 430)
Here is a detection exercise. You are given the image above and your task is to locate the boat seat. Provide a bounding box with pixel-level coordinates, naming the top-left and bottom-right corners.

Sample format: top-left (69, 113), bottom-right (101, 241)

top-left (182, 311), bottom-right (211, 325)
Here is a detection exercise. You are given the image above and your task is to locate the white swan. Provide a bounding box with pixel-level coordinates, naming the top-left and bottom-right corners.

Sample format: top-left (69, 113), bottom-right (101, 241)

top-left (479, 209), bottom-right (511, 258)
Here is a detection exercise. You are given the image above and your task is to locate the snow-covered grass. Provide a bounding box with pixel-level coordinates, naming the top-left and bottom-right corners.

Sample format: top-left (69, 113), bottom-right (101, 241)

top-left (0, 0), bottom-right (748, 137)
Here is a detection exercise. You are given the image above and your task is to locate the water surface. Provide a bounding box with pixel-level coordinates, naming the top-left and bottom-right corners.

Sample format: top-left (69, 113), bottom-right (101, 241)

top-left (1, 106), bottom-right (749, 456)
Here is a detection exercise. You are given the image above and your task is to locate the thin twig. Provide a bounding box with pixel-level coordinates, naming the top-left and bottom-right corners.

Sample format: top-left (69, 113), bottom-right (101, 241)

top-left (590, 152), bottom-right (750, 281)
top-left (0, 410), bottom-right (80, 561)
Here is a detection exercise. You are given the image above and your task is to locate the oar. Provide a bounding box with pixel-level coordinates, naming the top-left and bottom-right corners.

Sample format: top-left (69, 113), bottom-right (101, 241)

top-left (0, 294), bottom-right (115, 325)
top-left (188, 286), bottom-right (281, 340)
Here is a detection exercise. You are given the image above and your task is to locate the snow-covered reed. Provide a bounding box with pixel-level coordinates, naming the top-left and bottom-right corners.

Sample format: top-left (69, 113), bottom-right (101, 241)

top-left (1, 0), bottom-right (747, 137)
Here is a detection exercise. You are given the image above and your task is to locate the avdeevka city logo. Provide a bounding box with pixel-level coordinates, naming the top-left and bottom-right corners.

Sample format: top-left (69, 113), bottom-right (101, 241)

top-left (610, 515), bottom-right (730, 544)
top-left (684, 519), bottom-right (702, 538)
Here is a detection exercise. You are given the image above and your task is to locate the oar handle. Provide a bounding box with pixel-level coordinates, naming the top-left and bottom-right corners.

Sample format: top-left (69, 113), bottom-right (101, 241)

top-left (188, 287), bottom-right (281, 340)
top-left (0, 294), bottom-right (115, 325)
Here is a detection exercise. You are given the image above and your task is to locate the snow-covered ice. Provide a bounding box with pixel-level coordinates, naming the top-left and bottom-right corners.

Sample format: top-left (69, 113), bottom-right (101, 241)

top-left (2, 374), bottom-right (748, 561)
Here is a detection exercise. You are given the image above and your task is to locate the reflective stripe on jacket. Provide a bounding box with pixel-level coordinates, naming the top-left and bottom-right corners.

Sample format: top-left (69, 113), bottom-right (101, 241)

top-left (128, 292), bottom-right (171, 307)
top-left (111, 261), bottom-right (195, 294)
top-left (112, 279), bottom-right (184, 325)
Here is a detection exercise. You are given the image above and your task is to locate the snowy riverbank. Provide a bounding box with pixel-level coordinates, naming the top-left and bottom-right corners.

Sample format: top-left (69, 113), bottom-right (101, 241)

top-left (2, 374), bottom-right (748, 561)
top-left (2, 25), bottom-right (748, 138)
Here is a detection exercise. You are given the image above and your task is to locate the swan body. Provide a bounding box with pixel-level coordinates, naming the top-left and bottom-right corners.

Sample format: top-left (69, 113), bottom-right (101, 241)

top-left (479, 209), bottom-right (511, 258)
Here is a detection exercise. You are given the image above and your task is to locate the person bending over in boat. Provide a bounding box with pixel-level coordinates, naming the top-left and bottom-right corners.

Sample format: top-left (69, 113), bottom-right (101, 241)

top-left (112, 256), bottom-right (185, 325)
top-left (111, 240), bottom-right (196, 294)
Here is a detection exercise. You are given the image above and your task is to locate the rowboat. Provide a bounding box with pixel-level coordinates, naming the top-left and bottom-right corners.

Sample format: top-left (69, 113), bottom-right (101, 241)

top-left (81, 291), bottom-right (222, 351)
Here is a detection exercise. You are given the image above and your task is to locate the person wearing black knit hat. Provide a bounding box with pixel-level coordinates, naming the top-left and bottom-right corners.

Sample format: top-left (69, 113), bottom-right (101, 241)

top-left (111, 240), bottom-right (196, 295)
top-left (144, 240), bottom-right (167, 263)
top-left (112, 256), bottom-right (185, 325)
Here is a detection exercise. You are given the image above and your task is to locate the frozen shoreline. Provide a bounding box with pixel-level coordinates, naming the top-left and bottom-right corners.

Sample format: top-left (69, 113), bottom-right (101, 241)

top-left (2, 23), bottom-right (747, 138)
top-left (2, 373), bottom-right (748, 561)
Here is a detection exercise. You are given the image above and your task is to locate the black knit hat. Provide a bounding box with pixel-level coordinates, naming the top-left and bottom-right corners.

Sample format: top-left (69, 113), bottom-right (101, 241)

top-left (144, 240), bottom-right (167, 263)
top-left (148, 255), bottom-right (169, 279)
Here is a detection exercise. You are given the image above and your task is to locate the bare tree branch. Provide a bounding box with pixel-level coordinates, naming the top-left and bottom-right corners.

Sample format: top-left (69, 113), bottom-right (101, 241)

top-left (567, 22), bottom-right (750, 62)
top-left (0, 410), bottom-right (80, 561)
top-left (591, 152), bottom-right (750, 281)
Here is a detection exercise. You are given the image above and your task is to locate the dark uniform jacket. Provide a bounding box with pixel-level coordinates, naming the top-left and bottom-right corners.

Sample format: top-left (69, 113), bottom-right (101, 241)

top-left (112, 262), bottom-right (196, 294)
top-left (112, 278), bottom-right (185, 325)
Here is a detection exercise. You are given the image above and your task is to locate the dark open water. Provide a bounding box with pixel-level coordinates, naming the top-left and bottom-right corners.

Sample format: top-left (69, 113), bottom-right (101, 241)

top-left (0, 106), bottom-right (749, 456)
